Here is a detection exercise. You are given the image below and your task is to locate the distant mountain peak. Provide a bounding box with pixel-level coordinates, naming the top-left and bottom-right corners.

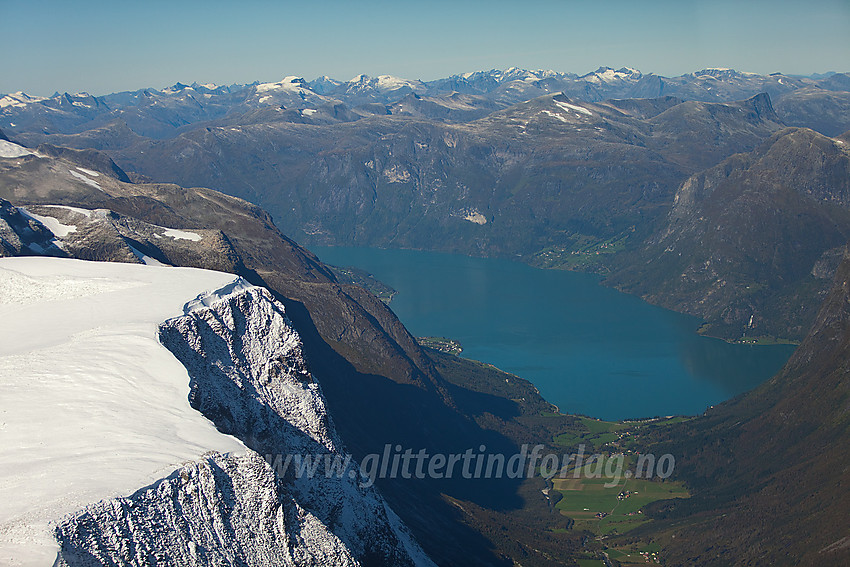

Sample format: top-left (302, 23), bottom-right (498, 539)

top-left (689, 67), bottom-right (759, 78)
top-left (0, 92), bottom-right (46, 109)
top-left (165, 82), bottom-right (191, 92)
top-left (255, 76), bottom-right (309, 93)
top-left (580, 66), bottom-right (643, 84)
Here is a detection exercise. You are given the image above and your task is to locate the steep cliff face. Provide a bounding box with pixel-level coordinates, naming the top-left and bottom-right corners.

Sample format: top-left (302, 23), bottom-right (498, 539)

top-left (607, 127), bottom-right (850, 341)
top-left (158, 287), bottom-right (429, 564)
top-left (0, 257), bottom-right (431, 567)
top-left (53, 283), bottom-right (433, 567)
top-left (55, 452), bottom-right (359, 567)
top-left (155, 286), bottom-right (432, 566)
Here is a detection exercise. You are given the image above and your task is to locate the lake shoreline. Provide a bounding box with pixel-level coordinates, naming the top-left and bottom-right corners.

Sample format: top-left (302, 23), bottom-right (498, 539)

top-left (309, 245), bottom-right (796, 421)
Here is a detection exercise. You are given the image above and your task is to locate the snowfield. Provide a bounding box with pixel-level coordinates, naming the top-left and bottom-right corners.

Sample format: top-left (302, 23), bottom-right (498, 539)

top-left (161, 227), bottom-right (202, 241)
top-left (0, 257), bottom-right (248, 566)
top-left (555, 100), bottom-right (593, 116)
top-left (68, 169), bottom-right (103, 191)
top-left (17, 207), bottom-right (77, 238)
top-left (0, 140), bottom-right (39, 159)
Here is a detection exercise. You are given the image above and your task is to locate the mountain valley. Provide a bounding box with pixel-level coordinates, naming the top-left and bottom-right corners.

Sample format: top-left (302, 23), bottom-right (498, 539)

top-left (2, 64), bottom-right (850, 566)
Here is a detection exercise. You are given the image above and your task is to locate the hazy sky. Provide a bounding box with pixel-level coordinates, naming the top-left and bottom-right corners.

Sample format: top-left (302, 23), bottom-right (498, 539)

top-left (3, 0), bottom-right (849, 96)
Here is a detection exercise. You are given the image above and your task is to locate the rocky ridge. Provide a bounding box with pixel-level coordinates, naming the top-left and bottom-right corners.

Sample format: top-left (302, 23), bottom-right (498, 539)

top-left (55, 284), bottom-right (432, 566)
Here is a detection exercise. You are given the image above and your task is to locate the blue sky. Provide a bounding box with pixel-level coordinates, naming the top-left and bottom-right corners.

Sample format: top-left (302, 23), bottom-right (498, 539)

top-left (3, 0), bottom-right (849, 96)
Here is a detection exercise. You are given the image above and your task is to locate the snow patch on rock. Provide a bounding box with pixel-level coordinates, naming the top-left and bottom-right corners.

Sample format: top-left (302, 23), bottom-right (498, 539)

top-left (74, 166), bottom-right (100, 177)
top-left (17, 207), bottom-right (77, 238)
top-left (68, 169), bottom-right (103, 191)
top-left (162, 228), bottom-right (202, 241)
top-left (555, 100), bottom-right (592, 116)
top-left (0, 140), bottom-right (39, 158)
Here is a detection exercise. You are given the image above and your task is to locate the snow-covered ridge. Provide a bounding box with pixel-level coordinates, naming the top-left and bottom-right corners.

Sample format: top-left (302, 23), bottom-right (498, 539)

top-left (0, 92), bottom-right (47, 109)
top-left (256, 76), bottom-right (310, 93)
top-left (458, 68), bottom-right (560, 83)
top-left (0, 257), bottom-right (248, 566)
top-left (55, 452), bottom-right (361, 567)
top-left (183, 276), bottom-right (255, 313)
top-left (340, 74), bottom-right (427, 95)
top-left (580, 66), bottom-right (642, 84)
top-left (0, 140), bottom-right (39, 159)
top-left (0, 256), bottom-right (433, 565)
top-left (156, 285), bottom-right (436, 566)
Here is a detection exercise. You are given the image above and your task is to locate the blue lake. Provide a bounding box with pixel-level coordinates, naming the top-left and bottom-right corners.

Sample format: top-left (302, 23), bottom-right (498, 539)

top-left (310, 246), bottom-right (796, 420)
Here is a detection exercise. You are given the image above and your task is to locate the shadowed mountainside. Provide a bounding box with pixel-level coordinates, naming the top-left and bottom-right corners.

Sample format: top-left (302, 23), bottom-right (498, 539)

top-left (606, 127), bottom-right (850, 342)
top-left (634, 245), bottom-right (850, 566)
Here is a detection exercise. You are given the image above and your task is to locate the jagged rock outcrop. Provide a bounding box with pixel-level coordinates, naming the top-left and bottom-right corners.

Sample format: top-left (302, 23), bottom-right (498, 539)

top-left (157, 286), bottom-right (432, 566)
top-left (55, 284), bottom-right (434, 566)
top-left (55, 452), bottom-right (359, 567)
top-left (0, 199), bottom-right (62, 256)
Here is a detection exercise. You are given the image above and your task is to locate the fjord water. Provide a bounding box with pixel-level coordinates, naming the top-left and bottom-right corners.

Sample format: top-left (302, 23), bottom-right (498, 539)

top-left (311, 247), bottom-right (795, 420)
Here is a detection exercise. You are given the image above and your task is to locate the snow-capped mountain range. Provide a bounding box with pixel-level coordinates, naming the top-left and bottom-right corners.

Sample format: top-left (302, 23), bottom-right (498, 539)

top-left (1, 67), bottom-right (844, 142)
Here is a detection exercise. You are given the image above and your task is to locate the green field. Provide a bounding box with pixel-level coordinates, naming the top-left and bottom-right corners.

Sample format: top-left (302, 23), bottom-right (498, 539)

top-left (554, 417), bottom-right (627, 450)
top-left (552, 454), bottom-right (689, 536)
top-left (529, 231), bottom-right (632, 271)
top-left (545, 413), bottom-right (691, 562)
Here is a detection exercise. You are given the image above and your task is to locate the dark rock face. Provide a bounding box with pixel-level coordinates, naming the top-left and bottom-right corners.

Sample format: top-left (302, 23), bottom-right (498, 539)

top-left (775, 87), bottom-right (850, 136)
top-left (89, 93), bottom-right (782, 264)
top-left (607, 127), bottom-right (850, 341)
top-left (640, 248), bottom-right (850, 566)
top-left (0, 199), bottom-right (62, 256)
top-left (36, 144), bottom-right (132, 182)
